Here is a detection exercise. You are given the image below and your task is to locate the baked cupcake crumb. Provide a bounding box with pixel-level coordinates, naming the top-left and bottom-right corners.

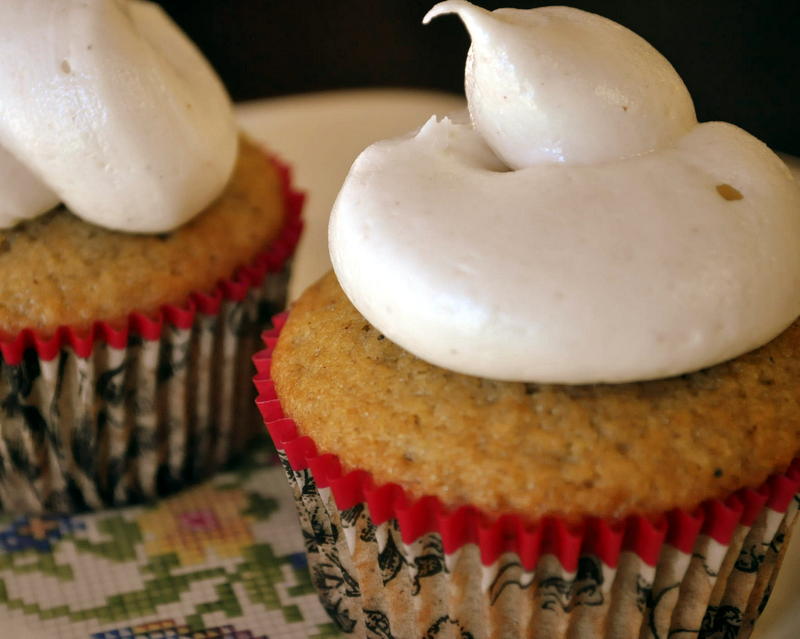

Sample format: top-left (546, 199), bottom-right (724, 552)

top-left (273, 271), bottom-right (800, 523)
top-left (0, 137), bottom-right (284, 336)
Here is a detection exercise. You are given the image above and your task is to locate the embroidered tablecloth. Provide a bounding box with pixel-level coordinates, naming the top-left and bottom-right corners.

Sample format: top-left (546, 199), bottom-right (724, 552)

top-left (0, 436), bottom-right (337, 639)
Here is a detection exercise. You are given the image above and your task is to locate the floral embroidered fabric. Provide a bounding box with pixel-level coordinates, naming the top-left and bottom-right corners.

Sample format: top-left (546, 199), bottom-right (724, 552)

top-left (0, 439), bottom-right (339, 638)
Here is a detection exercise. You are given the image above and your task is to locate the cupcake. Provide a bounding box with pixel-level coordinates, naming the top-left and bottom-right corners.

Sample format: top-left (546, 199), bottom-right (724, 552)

top-left (255, 1), bottom-right (799, 638)
top-left (0, 0), bottom-right (303, 512)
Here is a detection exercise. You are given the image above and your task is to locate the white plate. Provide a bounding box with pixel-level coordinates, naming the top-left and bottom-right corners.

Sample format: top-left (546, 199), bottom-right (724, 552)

top-left (238, 88), bottom-right (800, 638)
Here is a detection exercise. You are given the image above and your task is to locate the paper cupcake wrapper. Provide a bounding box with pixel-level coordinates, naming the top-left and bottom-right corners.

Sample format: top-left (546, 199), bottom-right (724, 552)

top-left (0, 157), bottom-right (303, 514)
top-left (254, 314), bottom-right (800, 639)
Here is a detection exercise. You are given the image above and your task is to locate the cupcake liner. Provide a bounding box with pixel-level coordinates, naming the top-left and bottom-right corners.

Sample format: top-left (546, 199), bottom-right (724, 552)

top-left (0, 157), bottom-right (303, 514)
top-left (254, 315), bottom-right (800, 639)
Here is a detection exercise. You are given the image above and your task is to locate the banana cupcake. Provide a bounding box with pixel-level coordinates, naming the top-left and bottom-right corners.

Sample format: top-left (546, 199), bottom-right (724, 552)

top-left (255, 2), bottom-right (799, 638)
top-left (0, 0), bottom-right (303, 512)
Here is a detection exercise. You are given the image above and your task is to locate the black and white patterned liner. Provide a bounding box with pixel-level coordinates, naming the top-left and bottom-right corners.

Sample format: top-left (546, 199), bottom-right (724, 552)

top-left (0, 264), bottom-right (290, 513)
top-left (277, 450), bottom-right (799, 639)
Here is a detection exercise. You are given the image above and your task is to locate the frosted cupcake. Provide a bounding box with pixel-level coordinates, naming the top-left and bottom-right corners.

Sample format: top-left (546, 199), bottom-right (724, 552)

top-left (0, 0), bottom-right (302, 512)
top-left (255, 2), bottom-right (799, 638)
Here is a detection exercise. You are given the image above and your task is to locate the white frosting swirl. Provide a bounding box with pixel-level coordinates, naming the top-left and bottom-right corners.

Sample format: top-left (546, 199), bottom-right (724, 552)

top-left (424, 2), bottom-right (697, 168)
top-left (0, 0), bottom-right (238, 233)
top-left (329, 1), bottom-right (800, 384)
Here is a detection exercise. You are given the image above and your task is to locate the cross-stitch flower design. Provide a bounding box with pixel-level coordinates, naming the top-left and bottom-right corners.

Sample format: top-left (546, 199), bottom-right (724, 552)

top-left (91, 619), bottom-right (268, 638)
top-left (0, 514), bottom-right (84, 553)
top-left (138, 484), bottom-right (253, 566)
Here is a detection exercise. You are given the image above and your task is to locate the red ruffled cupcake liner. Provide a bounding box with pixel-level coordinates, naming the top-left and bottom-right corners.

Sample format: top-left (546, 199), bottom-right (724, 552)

top-left (254, 313), bottom-right (800, 638)
top-left (0, 156), bottom-right (303, 513)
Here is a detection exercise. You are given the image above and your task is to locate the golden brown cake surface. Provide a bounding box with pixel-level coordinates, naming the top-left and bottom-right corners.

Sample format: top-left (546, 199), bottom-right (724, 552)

top-left (0, 137), bottom-right (285, 336)
top-left (272, 271), bottom-right (800, 523)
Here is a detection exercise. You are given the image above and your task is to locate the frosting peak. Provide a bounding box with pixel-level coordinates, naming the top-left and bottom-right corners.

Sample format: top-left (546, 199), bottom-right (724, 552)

top-left (330, 2), bottom-right (800, 384)
top-left (424, 1), bottom-right (696, 168)
top-left (0, 0), bottom-right (238, 233)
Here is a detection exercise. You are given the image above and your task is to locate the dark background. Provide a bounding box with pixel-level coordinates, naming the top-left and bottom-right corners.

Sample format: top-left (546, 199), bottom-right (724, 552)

top-left (156, 1), bottom-right (800, 155)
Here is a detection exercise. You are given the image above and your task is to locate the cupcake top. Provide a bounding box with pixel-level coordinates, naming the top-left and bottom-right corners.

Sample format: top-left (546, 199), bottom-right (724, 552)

top-left (0, 1), bottom-right (290, 337)
top-left (329, 1), bottom-right (800, 384)
top-left (0, 0), bottom-right (237, 233)
top-left (273, 272), bottom-right (800, 521)
top-left (0, 137), bottom-right (284, 336)
top-left (273, 1), bottom-right (800, 523)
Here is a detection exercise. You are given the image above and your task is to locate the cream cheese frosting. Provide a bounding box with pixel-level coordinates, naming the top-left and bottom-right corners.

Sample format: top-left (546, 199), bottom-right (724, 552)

top-left (425, 2), bottom-right (697, 168)
top-left (329, 1), bottom-right (800, 384)
top-left (0, 0), bottom-right (238, 233)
